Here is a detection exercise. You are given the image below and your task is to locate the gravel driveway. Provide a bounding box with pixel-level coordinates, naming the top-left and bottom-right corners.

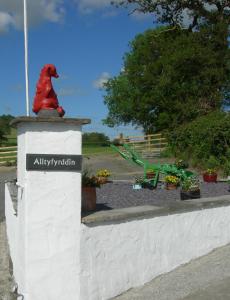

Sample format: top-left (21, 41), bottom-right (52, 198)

top-left (96, 181), bottom-right (230, 210)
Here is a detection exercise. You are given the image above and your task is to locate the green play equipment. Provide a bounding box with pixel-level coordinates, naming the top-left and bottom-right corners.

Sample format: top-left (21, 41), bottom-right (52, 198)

top-left (111, 143), bottom-right (194, 188)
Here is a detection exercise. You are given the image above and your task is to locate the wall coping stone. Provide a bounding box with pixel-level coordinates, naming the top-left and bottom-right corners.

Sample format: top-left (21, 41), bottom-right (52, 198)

top-left (10, 116), bottom-right (91, 127)
top-left (82, 195), bottom-right (230, 226)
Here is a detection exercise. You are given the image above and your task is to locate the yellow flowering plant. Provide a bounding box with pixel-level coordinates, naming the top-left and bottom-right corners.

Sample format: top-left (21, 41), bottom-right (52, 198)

top-left (204, 168), bottom-right (217, 175)
top-left (164, 175), bottom-right (180, 185)
top-left (96, 169), bottom-right (111, 178)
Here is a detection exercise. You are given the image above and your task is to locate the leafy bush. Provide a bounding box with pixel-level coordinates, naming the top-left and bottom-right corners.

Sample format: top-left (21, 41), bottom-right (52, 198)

top-left (168, 111), bottom-right (230, 173)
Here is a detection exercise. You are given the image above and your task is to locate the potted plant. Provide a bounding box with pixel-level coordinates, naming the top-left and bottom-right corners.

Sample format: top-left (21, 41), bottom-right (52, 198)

top-left (180, 177), bottom-right (200, 200)
top-left (133, 177), bottom-right (143, 190)
top-left (96, 169), bottom-right (111, 184)
top-left (82, 170), bottom-right (100, 211)
top-left (175, 159), bottom-right (189, 169)
top-left (203, 168), bottom-right (217, 183)
top-left (164, 175), bottom-right (180, 190)
top-left (146, 169), bottom-right (155, 179)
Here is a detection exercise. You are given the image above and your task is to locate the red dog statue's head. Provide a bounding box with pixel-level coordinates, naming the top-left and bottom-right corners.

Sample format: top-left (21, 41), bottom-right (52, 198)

top-left (33, 64), bottom-right (65, 117)
top-left (44, 64), bottom-right (59, 78)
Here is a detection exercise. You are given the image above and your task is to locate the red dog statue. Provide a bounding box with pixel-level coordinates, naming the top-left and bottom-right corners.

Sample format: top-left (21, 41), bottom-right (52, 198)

top-left (33, 64), bottom-right (65, 117)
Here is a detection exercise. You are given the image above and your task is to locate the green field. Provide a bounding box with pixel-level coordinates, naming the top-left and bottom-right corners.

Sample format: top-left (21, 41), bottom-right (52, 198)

top-left (0, 128), bottom-right (115, 159)
top-left (83, 146), bottom-right (114, 155)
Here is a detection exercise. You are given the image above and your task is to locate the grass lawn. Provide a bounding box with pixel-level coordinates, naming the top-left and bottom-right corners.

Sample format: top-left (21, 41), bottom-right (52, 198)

top-left (1, 128), bottom-right (115, 156)
top-left (83, 146), bottom-right (114, 155)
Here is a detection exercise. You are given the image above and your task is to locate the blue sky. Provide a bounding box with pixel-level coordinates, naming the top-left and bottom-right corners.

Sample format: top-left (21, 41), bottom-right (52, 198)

top-left (0, 0), bottom-right (155, 139)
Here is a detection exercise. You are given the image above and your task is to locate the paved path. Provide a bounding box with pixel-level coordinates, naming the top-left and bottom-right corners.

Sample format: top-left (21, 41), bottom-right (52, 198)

top-left (114, 244), bottom-right (230, 300)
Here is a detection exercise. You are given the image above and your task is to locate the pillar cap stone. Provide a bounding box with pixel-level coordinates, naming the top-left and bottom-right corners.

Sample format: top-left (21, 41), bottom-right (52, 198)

top-left (10, 116), bottom-right (91, 127)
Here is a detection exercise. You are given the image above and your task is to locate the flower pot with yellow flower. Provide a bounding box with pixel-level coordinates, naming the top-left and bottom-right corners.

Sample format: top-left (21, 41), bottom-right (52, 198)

top-left (203, 168), bottom-right (217, 183)
top-left (164, 175), bottom-right (180, 190)
top-left (82, 170), bottom-right (100, 212)
top-left (96, 169), bottom-right (111, 184)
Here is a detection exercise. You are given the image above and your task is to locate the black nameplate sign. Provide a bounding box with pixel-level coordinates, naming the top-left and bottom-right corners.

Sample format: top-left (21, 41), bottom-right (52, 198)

top-left (26, 154), bottom-right (82, 171)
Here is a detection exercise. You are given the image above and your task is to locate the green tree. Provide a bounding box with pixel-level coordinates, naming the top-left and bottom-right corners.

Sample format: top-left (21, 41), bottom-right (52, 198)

top-left (0, 115), bottom-right (14, 134)
top-left (167, 111), bottom-right (230, 173)
top-left (0, 115), bottom-right (14, 145)
top-left (82, 132), bottom-right (110, 147)
top-left (114, 1), bottom-right (230, 30)
top-left (103, 26), bottom-right (230, 132)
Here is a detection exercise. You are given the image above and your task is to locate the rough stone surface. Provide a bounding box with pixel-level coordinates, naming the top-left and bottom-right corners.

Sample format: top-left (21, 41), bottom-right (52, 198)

top-left (37, 109), bottom-right (60, 117)
top-left (10, 116), bottom-right (91, 127)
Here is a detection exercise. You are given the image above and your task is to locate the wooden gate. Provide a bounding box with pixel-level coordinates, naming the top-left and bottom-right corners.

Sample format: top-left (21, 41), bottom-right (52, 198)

top-left (118, 133), bottom-right (167, 158)
top-left (0, 146), bottom-right (17, 165)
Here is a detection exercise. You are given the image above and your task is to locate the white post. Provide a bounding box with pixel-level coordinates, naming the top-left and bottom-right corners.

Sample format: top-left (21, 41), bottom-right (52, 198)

top-left (11, 117), bottom-right (90, 300)
top-left (23, 0), bottom-right (30, 116)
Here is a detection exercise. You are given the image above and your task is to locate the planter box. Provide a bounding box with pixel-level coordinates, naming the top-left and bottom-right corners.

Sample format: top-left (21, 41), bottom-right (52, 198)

top-left (180, 189), bottom-right (201, 200)
top-left (203, 173), bottom-right (217, 183)
top-left (82, 187), bottom-right (96, 211)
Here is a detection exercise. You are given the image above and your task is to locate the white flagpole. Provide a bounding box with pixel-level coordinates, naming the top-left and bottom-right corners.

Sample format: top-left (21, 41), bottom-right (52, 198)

top-left (23, 0), bottom-right (30, 116)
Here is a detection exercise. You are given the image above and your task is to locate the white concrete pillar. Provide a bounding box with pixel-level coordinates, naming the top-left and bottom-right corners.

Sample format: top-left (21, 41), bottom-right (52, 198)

top-left (11, 117), bottom-right (90, 300)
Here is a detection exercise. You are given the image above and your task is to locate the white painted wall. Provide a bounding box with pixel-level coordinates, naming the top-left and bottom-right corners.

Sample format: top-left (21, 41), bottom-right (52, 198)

top-left (5, 120), bottom-right (230, 300)
top-left (80, 206), bottom-right (230, 300)
top-left (5, 184), bottom-right (19, 282)
top-left (8, 120), bottom-right (83, 300)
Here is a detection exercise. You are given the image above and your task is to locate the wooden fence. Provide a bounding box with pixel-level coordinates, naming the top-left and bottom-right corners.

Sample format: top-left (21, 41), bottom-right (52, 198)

top-left (118, 133), bottom-right (167, 158)
top-left (0, 146), bottom-right (17, 165)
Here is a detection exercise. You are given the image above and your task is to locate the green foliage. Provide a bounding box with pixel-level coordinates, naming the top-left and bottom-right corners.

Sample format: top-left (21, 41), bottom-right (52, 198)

top-left (103, 25), bottom-right (229, 132)
top-left (115, 1), bottom-right (230, 30)
top-left (181, 176), bottom-right (200, 192)
top-left (168, 111), bottom-right (230, 171)
top-left (0, 129), bottom-right (6, 145)
top-left (82, 132), bottom-right (110, 147)
top-left (0, 115), bottom-right (14, 134)
top-left (82, 169), bottom-right (101, 187)
top-left (0, 115), bottom-right (14, 145)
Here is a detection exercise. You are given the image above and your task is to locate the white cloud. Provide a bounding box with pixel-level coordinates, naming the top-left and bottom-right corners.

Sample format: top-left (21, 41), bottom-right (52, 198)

top-left (0, 0), bottom-right (65, 32)
top-left (93, 72), bottom-right (110, 89)
top-left (75, 0), bottom-right (120, 14)
top-left (0, 12), bottom-right (15, 33)
top-left (76, 0), bottom-right (110, 14)
top-left (131, 11), bottom-right (152, 21)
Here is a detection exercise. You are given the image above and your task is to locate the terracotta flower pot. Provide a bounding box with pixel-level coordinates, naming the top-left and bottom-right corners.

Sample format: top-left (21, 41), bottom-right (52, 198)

top-left (166, 183), bottom-right (177, 190)
top-left (97, 176), bottom-right (108, 184)
top-left (82, 187), bottom-right (96, 211)
top-left (146, 172), bottom-right (155, 179)
top-left (203, 173), bottom-right (217, 183)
